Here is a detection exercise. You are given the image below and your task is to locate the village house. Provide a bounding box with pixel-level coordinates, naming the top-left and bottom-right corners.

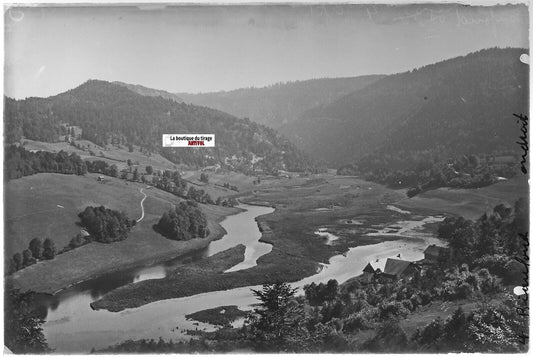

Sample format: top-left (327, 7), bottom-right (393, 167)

top-left (362, 262), bottom-right (375, 282)
top-left (382, 258), bottom-right (420, 281)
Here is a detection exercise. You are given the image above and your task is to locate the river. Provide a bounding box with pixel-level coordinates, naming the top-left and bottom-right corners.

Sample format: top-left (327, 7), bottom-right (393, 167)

top-left (40, 204), bottom-right (445, 352)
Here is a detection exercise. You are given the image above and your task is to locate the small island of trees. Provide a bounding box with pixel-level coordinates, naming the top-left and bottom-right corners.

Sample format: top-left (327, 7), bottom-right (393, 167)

top-left (78, 206), bottom-right (134, 243)
top-left (154, 201), bottom-right (209, 241)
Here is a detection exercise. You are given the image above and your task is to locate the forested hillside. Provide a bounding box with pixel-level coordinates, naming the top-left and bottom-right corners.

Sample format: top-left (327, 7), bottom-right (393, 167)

top-left (4, 80), bottom-right (317, 174)
top-left (113, 81), bottom-right (184, 103)
top-left (284, 48), bottom-right (528, 167)
top-left (178, 76), bottom-right (384, 128)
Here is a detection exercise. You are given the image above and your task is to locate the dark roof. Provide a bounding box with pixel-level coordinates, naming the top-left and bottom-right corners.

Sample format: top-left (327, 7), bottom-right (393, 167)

top-left (424, 244), bottom-right (449, 255)
top-left (363, 263), bottom-right (375, 273)
top-left (384, 258), bottom-right (415, 276)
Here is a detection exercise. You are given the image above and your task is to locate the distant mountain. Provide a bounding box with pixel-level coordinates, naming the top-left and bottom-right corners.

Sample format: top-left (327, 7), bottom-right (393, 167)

top-left (177, 76), bottom-right (384, 128)
top-left (4, 80), bottom-right (317, 174)
top-left (113, 81), bottom-right (184, 103)
top-left (283, 48), bottom-right (529, 167)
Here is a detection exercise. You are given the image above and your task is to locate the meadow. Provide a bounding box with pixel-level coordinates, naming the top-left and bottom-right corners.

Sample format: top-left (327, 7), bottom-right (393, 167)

top-left (397, 175), bottom-right (528, 220)
top-left (6, 173), bottom-right (239, 294)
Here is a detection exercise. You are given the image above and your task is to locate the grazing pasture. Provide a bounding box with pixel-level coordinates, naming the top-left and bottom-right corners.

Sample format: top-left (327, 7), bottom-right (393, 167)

top-left (397, 175), bottom-right (528, 220)
top-left (6, 173), bottom-right (238, 294)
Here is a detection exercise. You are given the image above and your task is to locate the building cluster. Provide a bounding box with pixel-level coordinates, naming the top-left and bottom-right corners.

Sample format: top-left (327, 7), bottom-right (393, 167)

top-left (362, 244), bottom-right (450, 283)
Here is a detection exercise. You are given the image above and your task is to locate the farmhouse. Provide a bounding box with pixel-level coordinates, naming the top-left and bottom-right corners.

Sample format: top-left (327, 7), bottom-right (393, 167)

top-left (362, 262), bottom-right (376, 282)
top-left (382, 258), bottom-right (419, 280)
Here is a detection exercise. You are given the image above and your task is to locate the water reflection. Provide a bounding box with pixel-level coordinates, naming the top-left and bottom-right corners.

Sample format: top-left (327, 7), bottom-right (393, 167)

top-left (35, 248), bottom-right (207, 320)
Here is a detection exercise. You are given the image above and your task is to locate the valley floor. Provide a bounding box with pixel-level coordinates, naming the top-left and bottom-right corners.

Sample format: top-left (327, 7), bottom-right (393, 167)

top-left (90, 174), bottom-right (526, 312)
top-left (7, 172), bottom-right (527, 311)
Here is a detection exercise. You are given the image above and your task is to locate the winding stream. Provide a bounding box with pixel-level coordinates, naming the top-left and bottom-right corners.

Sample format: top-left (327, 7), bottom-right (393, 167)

top-left (40, 204), bottom-right (445, 352)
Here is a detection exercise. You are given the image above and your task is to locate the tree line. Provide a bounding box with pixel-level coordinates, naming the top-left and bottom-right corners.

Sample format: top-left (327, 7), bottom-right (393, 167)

top-left (338, 151), bottom-right (519, 197)
top-left (8, 238), bottom-right (57, 274)
top-left (5, 145), bottom-right (239, 208)
top-left (4, 145), bottom-right (87, 181)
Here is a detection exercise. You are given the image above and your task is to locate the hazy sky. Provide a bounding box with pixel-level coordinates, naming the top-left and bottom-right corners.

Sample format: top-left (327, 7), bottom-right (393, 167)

top-left (4, 4), bottom-right (529, 99)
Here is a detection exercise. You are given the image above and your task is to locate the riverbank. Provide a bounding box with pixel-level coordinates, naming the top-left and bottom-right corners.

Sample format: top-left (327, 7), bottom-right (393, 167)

top-left (91, 245), bottom-right (248, 311)
top-left (185, 306), bottom-right (248, 327)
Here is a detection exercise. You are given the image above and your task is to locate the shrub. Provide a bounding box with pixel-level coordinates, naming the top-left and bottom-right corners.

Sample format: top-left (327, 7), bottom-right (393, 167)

top-left (343, 313), bottom-right (370, 333)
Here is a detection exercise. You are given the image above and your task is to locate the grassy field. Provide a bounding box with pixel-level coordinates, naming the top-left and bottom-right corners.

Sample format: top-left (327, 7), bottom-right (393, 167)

top-left (22, 137), bottom-right (292, 201)
top-left (181, 169), bottom-right (311, 200)
top-left (397, 175), bottom-right (528, 220)
top-left (22, 138), bottom-right (180, 173)
top-left (6, 173), bottom-right (239, 294)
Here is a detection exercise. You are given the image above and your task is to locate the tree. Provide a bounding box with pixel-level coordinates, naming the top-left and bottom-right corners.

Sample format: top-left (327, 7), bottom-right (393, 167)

top-left (108, 164), bottom-right (119, 177)
top-left (28, 238), bottom-right (42, 260)
top-left (69, 233), bottom-right (88, 249)
top-left (133, 168), bottom-right (139, 182)
top-left (146, 165), bottom-right (153, 175)
top-left (228, 197), bottom-right (238, 207)
top-left (325, 279), bottom-right (339, 302)
top-left (4, 289), bottom-right (50, 353)
top-left (42, 238), bottom-right (56, 260)
top-left (475, 214), bottom-right (498, 257)
top-left (22, 249), bottom-right (35, 267)
top-left (12, 253), bottom-right (22, 271)
top-left (248, 282), bottom-right (306, 352)
top-left (200, 173), bottom-right (209, 183)
top-left (443, 307), bottom-right (468, 347)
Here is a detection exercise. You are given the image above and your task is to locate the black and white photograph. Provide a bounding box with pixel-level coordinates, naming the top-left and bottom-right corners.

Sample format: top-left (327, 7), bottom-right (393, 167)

top-left (3, 2), bottom-right (530, 353)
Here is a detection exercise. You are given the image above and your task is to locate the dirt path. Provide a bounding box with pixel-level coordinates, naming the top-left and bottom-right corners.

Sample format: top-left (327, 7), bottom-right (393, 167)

top-left (136, 186), bottom-right (150, 222)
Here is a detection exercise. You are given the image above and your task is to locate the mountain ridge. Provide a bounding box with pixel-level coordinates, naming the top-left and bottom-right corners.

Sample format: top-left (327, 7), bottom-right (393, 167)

top-left (4, 80), bottom-right (318, 174)
top-left (113, 81), bottom-right (184, 103)
top-left (177, 75), bottom-right (385, 128)
top-left (282, 47), bottom-right (528, 167)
